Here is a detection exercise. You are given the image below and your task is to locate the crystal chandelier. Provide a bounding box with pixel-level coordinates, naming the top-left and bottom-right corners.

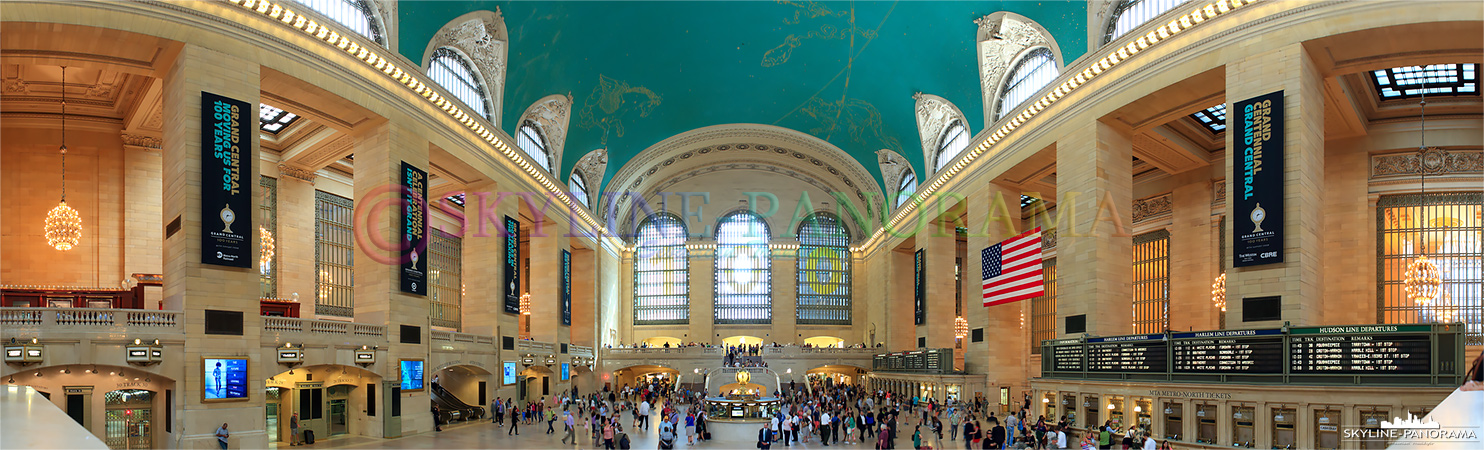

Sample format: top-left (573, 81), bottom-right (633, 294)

top-left (519, 292), bottom-right (532, 315)
top-left (1211, 273), bottom-right (1226, 312)
top-left (1403, 80), bottom-right (1443, 305)
top-left (44, 66), bottom-right (83, 251)
top-left (954, 316), bottom-right (968, 340)
top-left (259, 227), bottom-right (275, 276)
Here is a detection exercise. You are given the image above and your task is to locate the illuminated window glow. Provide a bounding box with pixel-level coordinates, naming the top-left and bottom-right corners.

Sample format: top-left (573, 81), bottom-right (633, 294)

top-left (1372, 64), bottom-right (1478, 100)
top-left (635, 213), bottom-right (689, 324)
top-left (1378, 193), bottom-right (1482, 345)
top-left (1189, 103), bottom-right (1227, 133)
top-left (996, 48), bottom-right (1059, 122)
top-left (289, 0), bottom-right (383, 44)
top-left (259, 104), bottom-right (300, 134)
top-left (428, 48), bottom-right (491, 122)
top-left (516, 121), bottom-right (553, 173)
top-left (1104, 0), bottom-right (1192, 45)
top-left (1132, 230), bottom-right (1170, 334)
top-left (797, 213), bottom-right (851, 324)
top-left (934, 120), bottom-right (970, 172)
top-left (715, 211), bottom-right (771, 324)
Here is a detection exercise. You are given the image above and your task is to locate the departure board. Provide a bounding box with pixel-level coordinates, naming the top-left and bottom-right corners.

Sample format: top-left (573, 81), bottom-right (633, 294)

top-left (1048, 338), bottom-right (1084, 371)
top-left (1288, 325), bottom-right (1433, 374)
top-left (1086, 334), bottom-right (1167, 372)
top-left (1171, 328), bottom-right (1284, 374)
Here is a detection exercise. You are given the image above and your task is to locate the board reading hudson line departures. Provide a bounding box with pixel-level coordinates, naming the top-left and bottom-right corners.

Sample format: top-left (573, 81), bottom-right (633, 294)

top-left (1288, 325), bottom-right (1432, 375)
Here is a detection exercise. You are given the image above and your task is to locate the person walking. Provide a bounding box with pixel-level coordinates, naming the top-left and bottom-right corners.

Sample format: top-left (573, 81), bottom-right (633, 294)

top-left (288, 413), bottom-right (300, 446)
top-left (215, 423), bottom-right (230, 450)
top-left (508, 405), bottom-right (520, 435)
top-left (561, 411), bottom-right (576, 444)
top-left (603, 420), bottom-right (616, 450)
top-left (685, 412), bottom-right (697, 444)
top-left (432, 404), bottom-right (442, 432)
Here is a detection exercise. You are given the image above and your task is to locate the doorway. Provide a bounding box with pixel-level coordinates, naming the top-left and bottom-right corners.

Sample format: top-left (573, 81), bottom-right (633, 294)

top-left (298, 382), bottom-right (326, 439)
top-left (327, 385), bottom-right (351, 436)
top-left (103, 389), bottom-right (153, 450)
top-left (265, 387), bottom-right (281, 443)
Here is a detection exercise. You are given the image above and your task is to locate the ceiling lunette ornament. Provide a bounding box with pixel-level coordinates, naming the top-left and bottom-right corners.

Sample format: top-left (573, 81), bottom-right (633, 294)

top-left (976, 12), bottom-right (1058, 130)
top-left (876, 148), bottom-right (913, 213)
top-left (521, 94), bottom-right (573, 171)
top-left (424, 10), bottom-right (507, 127)
top-left (913, 93), bottom-right (967, 179)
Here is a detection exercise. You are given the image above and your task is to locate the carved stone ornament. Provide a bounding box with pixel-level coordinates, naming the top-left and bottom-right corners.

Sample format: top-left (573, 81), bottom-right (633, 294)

top-left (522, 95), bottom-right (573, 170)
top-left (277, 164), bottom-right (318, 183)
top-left (3, 77), bottom-right (30, 94)
top-left (573, 148), bottom-right (609, 205)
top-left (913, 93), bottom-right (967, 178)
top-left (1370, 147), bottom-right (1483, 179)
top-left (427, 10), bottom-right (507, 125)
top-left (877, 148), bottom-right (915, 210)
top-left (1213, 178), bottom-right (1227, 206)
top-left (1041, 227), bottom-right (1057, 250)
top-left (120, 133), bottom-right (162, 149)
top-left (975, 12), bottom-right (1056, 127)
top-left (1132, 192), bottom-right (1173, 223)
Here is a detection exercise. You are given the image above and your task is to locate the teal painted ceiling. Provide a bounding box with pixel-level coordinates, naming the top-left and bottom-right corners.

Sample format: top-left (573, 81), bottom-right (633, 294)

top-left (399, 1), bottom-right (1088, 193)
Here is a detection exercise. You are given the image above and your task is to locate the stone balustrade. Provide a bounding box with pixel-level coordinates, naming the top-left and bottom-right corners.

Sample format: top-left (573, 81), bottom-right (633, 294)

top-left (0, 307), bottom-right (181, 331)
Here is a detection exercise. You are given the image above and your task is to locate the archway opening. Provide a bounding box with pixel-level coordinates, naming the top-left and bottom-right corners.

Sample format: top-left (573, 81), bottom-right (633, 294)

top-left (803, 336), bottom-right (845, 348)
top-left (641, 336), bottom-right (683, 348)
top-left (430, 364), bottom-right (491, 423)
top-left (806, 365), bottom-right (866, 387)
top-left (265, 365), bottom-right (383, 443)
top-left (3, 364), bottom-right (175, 449)
top-left (518, 365), bottom-right (555, 404)
top-left (721, 335), bottom-right (764, 347)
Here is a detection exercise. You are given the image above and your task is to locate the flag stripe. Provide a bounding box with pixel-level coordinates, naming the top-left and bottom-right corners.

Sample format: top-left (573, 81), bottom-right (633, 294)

top-left (982, 227), bottom-right (1045, 307)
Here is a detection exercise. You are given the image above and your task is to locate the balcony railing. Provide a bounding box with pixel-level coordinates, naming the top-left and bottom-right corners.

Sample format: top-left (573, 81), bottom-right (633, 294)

top-left (568, 344), bottom-right (595, 358)
top-left (262, 317), bottom-right (385, 337)
top-left (432, 330), bottom-right (496, 345)
top-left (516, 339), bottom-right (556, 354)
top-left (0, 307), bottom-right (181, 330)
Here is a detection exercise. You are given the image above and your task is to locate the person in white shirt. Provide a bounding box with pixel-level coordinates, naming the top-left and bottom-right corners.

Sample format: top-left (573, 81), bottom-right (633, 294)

top-left (771, 415), bottom-right (782, 442)
top-left (1142, 435), bottom-right (1157, 450)
top-left (638, 400), bottom-right (651, 430)
top-left (1056, 427), bottom-right (1067, 449)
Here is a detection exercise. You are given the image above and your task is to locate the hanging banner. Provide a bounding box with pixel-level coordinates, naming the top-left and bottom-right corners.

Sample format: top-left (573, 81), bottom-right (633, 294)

top-left (399, 162), bottom-right (428, 295)
top-left (561, 249), bottom-right (572, 326)
top-left (914, 249), bottom-right (926, 325)
top-left (504, 216), bottom-right (521, 314)
top-left (1233, 90), bottom-right (1285, 267)
top-left (200, 92), bottom-right (253, 268)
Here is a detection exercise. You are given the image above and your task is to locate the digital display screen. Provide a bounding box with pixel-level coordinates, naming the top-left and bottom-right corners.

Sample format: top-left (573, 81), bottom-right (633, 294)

top-left (1172, 329), bottom-right (1284, 374)
top-left (561, 363), bottom-right (570, 381)
top-left (400, 360), bottom-right (424, 391)
top-left (1086, 334), bottom-right (1167, 372)
top-left (1288, 326), bottom-right (1432, 374)
top-left (503, 361), bottom-right (518, 385)
top-left (203, 358), bottom-right (248, 400)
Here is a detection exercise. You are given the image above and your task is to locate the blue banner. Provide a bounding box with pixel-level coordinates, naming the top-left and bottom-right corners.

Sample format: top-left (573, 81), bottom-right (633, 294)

top-left (1233, 91), bottom-right (1285, 267)
top-left (200, 92), bottom-right (252, 268)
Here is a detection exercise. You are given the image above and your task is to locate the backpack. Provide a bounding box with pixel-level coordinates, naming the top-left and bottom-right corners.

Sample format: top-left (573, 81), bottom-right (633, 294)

top-left (618, 433), bottom-right (631, 449)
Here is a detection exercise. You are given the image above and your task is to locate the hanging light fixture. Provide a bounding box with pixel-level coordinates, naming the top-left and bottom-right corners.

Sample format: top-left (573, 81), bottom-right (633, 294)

top-left (259, 226), bottom-right (275, 276)
top-left (519, 292), bottom-right (532, 316)
top-left (1403, 79), bottom-right (1443, 306)
top-left (954, 316), bottom-right (968, 340)
top-left (44, 66), bottom-right (83, 251)
top-left (1211, 273), bottom-right (1227, 312)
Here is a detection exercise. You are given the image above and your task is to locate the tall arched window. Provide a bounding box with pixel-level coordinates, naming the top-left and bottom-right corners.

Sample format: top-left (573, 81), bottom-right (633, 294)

top-left (715, 211), bottom-right (771, 324)
top-left (290, 0), bottom-right (384, 44)
top-left (895, 170), bottom-right (918, 208)
top-left (516, 121), bottom-right (553, 173)
top-left (428, 47), bottom-right (491, 122)
top-left (995, 47), bottom-right (1058, 122)
top-left (634, 213), bottom-right (689, 324)
top-left (797, 212), bottom-right (851, 324)
top-left (569, 171), bottom-right (591, 207)
top-left (1104, 0), bottom-right (1189, 45)
top-left (934, 120), bottom-right (970, 172)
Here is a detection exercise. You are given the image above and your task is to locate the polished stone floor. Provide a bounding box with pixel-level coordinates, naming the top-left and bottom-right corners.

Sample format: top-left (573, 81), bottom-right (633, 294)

top-left (297, 408), bottom-right (964, 450)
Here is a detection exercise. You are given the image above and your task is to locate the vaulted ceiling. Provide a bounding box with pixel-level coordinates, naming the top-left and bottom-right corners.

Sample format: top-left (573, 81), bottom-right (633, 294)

top-left (398, 1), bottom-right (1091, 193)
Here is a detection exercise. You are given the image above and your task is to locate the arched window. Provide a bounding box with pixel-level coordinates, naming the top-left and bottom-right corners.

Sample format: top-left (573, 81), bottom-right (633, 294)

top-left (1104, 0), bottom-right (1189, 45)
top-left (634, 213), bottom-right (689, 324)
top-left (569, 171), bottom-right (591, 207)
top-left (797, 212), bottom-right (851, 324)
top-left (516, 120), bottom-right (553, 173)
top-left (934, 120), bottom-right (970, 172)
top-left (715, 211), bottom-right (771, 324)
top-left (428, 47), bottom-right (491, 122)
top-left (995, 47), bottom-right (1058, 122)
top-left (895, 170), bottom-right (918, 208)
top-left (290, 0), bottom-right (384, 44)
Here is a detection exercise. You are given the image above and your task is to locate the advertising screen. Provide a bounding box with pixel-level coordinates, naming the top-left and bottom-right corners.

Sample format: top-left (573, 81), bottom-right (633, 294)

top-left (503, 361), bottom-right (518, 385)
top-left (203, 357), bottom-right (248, 400)
top-left (400, 359), bottom-right (425, 391)
top-left (561, 363), bottom-right (570, 381)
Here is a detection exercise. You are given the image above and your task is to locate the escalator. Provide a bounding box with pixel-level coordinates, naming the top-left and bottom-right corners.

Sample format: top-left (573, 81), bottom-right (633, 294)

top-left (429, 383), bottom-right (484, 424)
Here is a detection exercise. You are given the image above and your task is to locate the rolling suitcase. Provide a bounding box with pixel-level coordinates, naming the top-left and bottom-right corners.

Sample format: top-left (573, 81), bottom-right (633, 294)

top-left (303, 429), bottom-right (315, 445)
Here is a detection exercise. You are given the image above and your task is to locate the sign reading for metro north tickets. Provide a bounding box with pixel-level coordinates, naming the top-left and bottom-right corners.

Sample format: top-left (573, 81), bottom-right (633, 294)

top-left (201, 92), bottom-right (253, 268)
top-left (1233, 91), bottom-right (1285, 267)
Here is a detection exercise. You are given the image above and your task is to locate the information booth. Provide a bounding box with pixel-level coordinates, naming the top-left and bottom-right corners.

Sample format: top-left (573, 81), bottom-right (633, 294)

top-left (1083, 395), bottom-right (1100, 428)
top-left (1271, 406), bottom-right (1296, 449)
top-left (1195, 403), bottom-right (1217, 444)
top-left (1313, 406), bottom-right (1340, 450)
top-left (1162, 401), bottom-right (1183, 441)
top-left (1358, 408), bottom-right (1389, 450)
top-left (1232, 404), bottom-right (1255, 448)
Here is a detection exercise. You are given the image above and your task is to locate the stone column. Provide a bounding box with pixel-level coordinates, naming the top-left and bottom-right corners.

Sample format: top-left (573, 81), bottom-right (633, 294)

top-left (1056, 119), bottom-right (1135, 337)
top-left (161, 44), bottom-right (267, 449)
top-left (570, 246), bottom-right (597, 345)
top-left (920, 217), bottom-right (957, 349)
top-left (461, 180), bottom-right (515, 337)
top-left (1169, 178), bottom-right (1216, 332)
top-left (351, 119), bottom-right (432, 435)
top-left (1223, 43), bottom-right (1325, 327)
top-left (527, 216), bottom-right (568, 343)
top-left (773, 246), bottom-right (798, 343)
top-left (968, 183), bottom-right (1031, 392)
top-left (275, 173), bottom-right (317, 317)
top-left (888, 247), bottom-right (916, 351)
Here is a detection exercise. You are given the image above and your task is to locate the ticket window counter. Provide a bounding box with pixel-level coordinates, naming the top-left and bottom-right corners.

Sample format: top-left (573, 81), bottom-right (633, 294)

top-left (1232, 405), bottom-right (1256, 448)
top-left (1061, 393), bottom-right (1077, 427)
top-left (1162, 402), bottom-right (1183, 441)
top-left (1106, 396), bottom-right (1125, 431)
top-left (1359, 408), bottom-right (1389, 450)
top-left (1083, 395), bottom-right (1100, 429)
top-left (946, 385), bottom-right (961, 404)
top-left (1313, 408), bottom-right (1341, 450)
top-left (1133, 398), bottom-right (1153, 436)
top-left (1271, 407), bottom-right (1296, 449)
top-left (1194, 403), bottom-right (1217, 445)
top-left (1041, 393), bottom-right (1057, 420)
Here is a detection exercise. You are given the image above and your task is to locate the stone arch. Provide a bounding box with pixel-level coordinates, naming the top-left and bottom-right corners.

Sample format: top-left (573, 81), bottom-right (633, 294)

top-left (913, 93), bottom-right (971, 179)
top-left (974, 11), bottom-right (1064, 129)
top-left (877, 148), bottom-right (916, 212)
top-left (570, 148), bottom-right (608, 208)
top-left (517, 94), bottom-right (574, 174)
top-left (422, 9), bottom-right (508, 127)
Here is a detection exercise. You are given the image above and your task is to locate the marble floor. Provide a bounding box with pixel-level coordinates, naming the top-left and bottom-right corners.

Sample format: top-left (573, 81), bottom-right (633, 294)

top-left (298, 410), bottom-right (964, 450)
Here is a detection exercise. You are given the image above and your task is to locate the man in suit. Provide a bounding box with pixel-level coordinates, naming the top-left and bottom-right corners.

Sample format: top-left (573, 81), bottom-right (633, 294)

top-left (759, 424), bottom-right (774, 450)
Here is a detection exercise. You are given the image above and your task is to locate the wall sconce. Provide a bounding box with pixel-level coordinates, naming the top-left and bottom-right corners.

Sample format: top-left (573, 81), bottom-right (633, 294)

top-left (544, 356), bottom-right (557, 366)
top-left (5, 338), bottom-right (43, 365)
top-left (1108, 404), bottom-right (1116, 410)
top-left (277, 343), bottom-right (303, 365)
top-left (521, 354), bottom-right (536, 366)
top-left (1134, 406), bottom-right (1143, 413)
top-left (355, 345), bottom-right (376, 366)
top-left (126, 338), bottom-right (163, 366)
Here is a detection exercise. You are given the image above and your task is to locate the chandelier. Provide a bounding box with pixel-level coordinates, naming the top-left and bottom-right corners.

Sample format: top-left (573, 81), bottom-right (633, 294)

top-left (954, 316), bottom-right (968, 340)
top-left (1402, 79), bottom-right (1443, 305)
top-left (519, 292), bottom-right (532, 315)
top-left (1211, 273), bottom-right (1226, 312)
top-left (44, 66), bottom-right (82, 251)
top-left (259, 227), bottom-right (275, 276)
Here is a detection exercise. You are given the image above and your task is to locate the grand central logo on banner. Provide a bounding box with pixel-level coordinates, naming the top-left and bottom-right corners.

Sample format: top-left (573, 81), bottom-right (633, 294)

top-left (1233, 90), bottom-right (1284, 268)
top-left (201, 92), bottom-right (253, 268)
top-left (400, 162), bottom-right (428, 295)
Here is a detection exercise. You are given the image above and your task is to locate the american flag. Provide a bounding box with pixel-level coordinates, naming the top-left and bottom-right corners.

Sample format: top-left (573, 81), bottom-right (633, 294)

top-left (982, 227), bottom-right (1045, 306)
